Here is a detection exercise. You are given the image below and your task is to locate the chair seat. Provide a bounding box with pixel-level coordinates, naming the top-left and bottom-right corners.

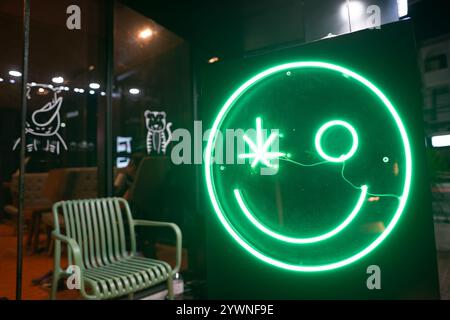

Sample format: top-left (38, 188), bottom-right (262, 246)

top-left (83, 256), bottom-right (172, 299)
top-left (41, 212), bottom-right (64, 228)
top-left (4, 205), bottom-right (33, 219)
top-left (4, 205), bottom-right (18, 215)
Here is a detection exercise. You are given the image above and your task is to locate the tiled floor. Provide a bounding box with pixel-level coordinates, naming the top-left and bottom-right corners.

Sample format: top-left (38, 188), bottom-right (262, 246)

top-left (0, 223), bottom-right (76, 299)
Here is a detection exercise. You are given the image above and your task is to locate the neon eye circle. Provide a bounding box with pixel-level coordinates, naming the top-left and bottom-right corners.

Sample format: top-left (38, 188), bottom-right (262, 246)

top-left (315, 120), bottom-right (359, 163)
top-left (204, 61), bottom-right (412, 272)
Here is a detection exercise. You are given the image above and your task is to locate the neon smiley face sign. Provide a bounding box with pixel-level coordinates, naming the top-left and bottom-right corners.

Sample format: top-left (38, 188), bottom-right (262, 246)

top-left (204, 61), bottom-right (412, 272)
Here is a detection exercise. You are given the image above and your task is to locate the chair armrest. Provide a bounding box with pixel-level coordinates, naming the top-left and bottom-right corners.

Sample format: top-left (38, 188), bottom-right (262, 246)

top-left (133, 219), bottom-right (182, 275)
top-left (52, 232), bottom-right (99, 299)
top-left (52, 232), bottom-right (84, 271)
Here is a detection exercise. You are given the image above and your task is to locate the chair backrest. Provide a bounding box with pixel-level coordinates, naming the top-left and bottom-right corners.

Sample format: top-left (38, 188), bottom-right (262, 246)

top-left (128, 157), bottom-right (170, 221)
top-left (69, 167), bottom-right (98, 199)
top-left (53, 197), bottom-right (136, 269)
top-left (10, 172), bottom-right (51, 208)
top-left (44, 167), bottom-right (98, 202)
top-left (43, 168), bottom-right (72, 203)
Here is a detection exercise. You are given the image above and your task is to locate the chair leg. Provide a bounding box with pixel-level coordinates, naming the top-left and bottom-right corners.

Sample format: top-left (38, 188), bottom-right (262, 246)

top-left (32, 213), bottom-right (42, 253)
top-left (48, 238), bottom-right (54, 257)
top-left (12, 215), bottom-right (17, 236)
top-left (166, 276), bottom-right (174, 300)
top-left (46, 226), bottom-right (51, 249)
top-left (26, 215), bottom-right (35, 251)
top-left (50, 272), bottom-right (59, 300)
top-left (46, 226), bottom-right (54, 256)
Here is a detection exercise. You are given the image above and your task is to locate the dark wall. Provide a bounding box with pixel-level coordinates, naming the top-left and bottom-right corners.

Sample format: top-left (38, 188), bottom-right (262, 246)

top-left (122, 0), bottom-right (306, 60)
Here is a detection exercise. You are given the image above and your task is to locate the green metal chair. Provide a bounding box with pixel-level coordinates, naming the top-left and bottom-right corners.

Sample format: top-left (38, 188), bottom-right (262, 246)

top-left (50, 197), bottom-right (182, 300)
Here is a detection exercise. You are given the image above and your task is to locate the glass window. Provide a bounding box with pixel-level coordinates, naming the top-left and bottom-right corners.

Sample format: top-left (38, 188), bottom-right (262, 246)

top-left (112, 3), bottom-right (194, 262)
top-left (0, 0), bottom-right (106, 299)
top-left (425, 54), bottom-right (448, 72)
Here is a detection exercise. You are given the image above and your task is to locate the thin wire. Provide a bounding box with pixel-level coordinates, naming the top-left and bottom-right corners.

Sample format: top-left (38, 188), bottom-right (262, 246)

top-left (366, 192), bottom-right (401, 199)
top-left (279, 156), bottom-right (329, 167)
top-left (281, 155), bottom-right (401, 200)
top-left (340, 161), bottom-right (360, 190)
top-left (340, 161), bottom-right (401, 200)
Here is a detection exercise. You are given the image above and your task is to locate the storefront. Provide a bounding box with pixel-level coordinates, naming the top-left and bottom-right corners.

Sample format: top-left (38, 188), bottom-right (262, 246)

top-left (0, 0), bottom-right (448, 301)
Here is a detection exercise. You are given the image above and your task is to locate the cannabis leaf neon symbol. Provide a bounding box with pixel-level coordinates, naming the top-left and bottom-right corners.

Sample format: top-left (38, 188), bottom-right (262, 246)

top-left (239, 117), bottom-right (285, 168)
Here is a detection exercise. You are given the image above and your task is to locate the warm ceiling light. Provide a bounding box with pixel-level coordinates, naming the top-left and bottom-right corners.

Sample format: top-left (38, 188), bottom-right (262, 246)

top-left (208, 56), bottom-right (220, 64)
top-left (89, 82), bottom-right (100, 89)
top-left (52, 76), bottom-right (64, 84)
top-left (37, 87), bottom-right (48, 95)
top-left (139, 28), bottom-right (153, 39)
top-left (9, 70), bottom-right (22, 77)
top-left (129, 88), bottom-right (140, 95)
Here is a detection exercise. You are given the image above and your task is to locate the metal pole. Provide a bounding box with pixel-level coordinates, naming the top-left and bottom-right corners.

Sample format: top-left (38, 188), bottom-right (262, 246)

top-left (16, 0), bottom-right (30, 300)
top-left (105, 0), bottom-right (114, 196)
top-left (346, 0), bottom-right (353, 32)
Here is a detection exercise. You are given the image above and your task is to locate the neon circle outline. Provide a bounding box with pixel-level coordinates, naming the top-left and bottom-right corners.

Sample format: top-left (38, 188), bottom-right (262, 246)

top-left (204, 61), bottom-right (412, 272)
top-left (315, 120), bottom-right (359, 163)
top-left (234, 185), bottom-right (367, 244)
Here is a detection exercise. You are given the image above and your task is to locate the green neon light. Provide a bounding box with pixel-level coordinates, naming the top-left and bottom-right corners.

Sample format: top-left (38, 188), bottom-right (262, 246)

top-left (204, 61), bottom-right (412, 272)
top-left (315, 120), bottom-right (359, 163)
top-left (238, 117), bottom-right (285, 168)
top-left (234, 185), bottom-right (368, 244)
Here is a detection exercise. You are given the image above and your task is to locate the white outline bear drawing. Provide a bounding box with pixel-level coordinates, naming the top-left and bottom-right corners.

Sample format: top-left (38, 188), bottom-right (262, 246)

top-left (13, 84), bottom-right (68, 154)
top-left (144, 110), bottom-right (172, 155)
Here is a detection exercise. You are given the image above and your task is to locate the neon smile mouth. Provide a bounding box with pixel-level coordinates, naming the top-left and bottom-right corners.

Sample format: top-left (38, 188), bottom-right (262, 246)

top-left (234, 185), bottom-right (368, 244)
